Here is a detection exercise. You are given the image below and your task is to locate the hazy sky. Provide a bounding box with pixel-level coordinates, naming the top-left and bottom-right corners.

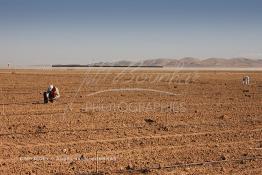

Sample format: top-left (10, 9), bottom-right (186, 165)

top-left (0, 0), bottom-right (262, 65)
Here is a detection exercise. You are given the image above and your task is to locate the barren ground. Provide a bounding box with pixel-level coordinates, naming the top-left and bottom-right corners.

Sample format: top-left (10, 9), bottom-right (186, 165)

top-left (0, 69), bottom-right (261, 175)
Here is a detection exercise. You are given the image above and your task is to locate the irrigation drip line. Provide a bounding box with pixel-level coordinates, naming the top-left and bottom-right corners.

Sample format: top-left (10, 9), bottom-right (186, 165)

top-left (0, 126), bottom-right (144, 137)
top-left (0, 127), bottom-right (261, 139)
top-left (113, 156), bottom-right (262, 174)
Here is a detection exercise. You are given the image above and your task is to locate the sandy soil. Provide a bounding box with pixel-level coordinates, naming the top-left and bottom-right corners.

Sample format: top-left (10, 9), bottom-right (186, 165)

top-left (0, 69), bottom-right (261, 175)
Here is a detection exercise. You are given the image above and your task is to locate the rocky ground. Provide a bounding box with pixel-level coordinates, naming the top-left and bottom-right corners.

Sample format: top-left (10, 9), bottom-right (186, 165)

top-left (0, 69), bottom-right (261, 174)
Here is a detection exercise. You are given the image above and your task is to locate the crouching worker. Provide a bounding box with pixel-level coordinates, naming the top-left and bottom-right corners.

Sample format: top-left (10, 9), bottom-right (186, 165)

top-left (43, 85), bottom-right (60, 103)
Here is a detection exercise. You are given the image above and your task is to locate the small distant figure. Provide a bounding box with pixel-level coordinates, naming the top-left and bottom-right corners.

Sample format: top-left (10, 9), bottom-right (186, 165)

top-left (43, 85), bottom-right (60, 103)
top-left (7, 63), bottom-right (10, 68)
top-left (242, 76), bottom-right (250, 85)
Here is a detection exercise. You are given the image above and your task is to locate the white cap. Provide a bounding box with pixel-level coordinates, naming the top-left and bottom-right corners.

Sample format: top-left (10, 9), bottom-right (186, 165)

top-left (48, 84), bottom-right (54, 92)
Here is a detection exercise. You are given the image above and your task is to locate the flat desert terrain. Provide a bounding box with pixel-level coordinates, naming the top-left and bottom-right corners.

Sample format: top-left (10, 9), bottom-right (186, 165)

top-left (0, 69), bottom-right (261, 174)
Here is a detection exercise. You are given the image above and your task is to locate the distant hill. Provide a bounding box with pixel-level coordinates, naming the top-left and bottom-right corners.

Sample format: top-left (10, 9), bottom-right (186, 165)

top-left (97, 57), bottom-right (262, 68)
top-left (52, 57), bottom-right (262, 68)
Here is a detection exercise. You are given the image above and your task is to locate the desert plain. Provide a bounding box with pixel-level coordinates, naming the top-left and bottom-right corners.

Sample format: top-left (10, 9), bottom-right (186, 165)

top-left (0, 68), bottom-right (261, 174)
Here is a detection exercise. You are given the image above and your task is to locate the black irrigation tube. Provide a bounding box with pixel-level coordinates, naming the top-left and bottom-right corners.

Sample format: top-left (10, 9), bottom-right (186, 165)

top-left (0, 126), bottom-right (261, 139)
top-left (0, 110), bottom-right (66, 117)
top-left (1, 96), bottom-right (261, 106)
top-left (0, 126), bottom-right (145, 137)
top-left (0, 100), bottom-right (86, 107)
top-left (1, 103), bottom-right (261, 118)
top-left (112, 156), bottom-right (262, 174)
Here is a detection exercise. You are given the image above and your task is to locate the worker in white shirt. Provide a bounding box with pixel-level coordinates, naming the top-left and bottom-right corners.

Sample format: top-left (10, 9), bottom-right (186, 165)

top-left (44, 85), bottom-right (60, 103)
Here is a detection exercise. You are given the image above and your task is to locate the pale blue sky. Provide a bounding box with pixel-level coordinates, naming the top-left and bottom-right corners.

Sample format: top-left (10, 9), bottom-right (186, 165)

top-left (0, 0), bottom-right (262, 65)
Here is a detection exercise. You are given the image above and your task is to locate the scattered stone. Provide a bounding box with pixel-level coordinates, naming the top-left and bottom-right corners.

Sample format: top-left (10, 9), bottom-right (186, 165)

top-left (144, 118), bottom-right (155, 124)
top-left (63, 149), bottom-right (67, 154)
top-left (240, 160), bottom-right (245, 164)
top-left (259, 142), bottom-right (262, 148)
top-left (219, 114), bottom-right (228, 120)
top-left (242, 153), bottom-right (248, 157)
top-left (87, 172), bottom-right (105, 175)
top-left (36, 125), bottom-right (46, 133)
top-left (220, 155), bottom-right (226, 160)
top-left (126, 164), bottom-right (134, 170)
top-left (158, 125), bottom-right (169, 131)
top-left (140, 168), bottom-right (151, 173)
top-left (79, 154), bottom-right (85, 160)
top-left (221, 167), bottom-right (226, 172)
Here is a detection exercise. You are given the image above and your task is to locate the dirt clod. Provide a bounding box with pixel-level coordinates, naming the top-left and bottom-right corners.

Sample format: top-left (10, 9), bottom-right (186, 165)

top-left (144, 118), bottom-right (155, 124)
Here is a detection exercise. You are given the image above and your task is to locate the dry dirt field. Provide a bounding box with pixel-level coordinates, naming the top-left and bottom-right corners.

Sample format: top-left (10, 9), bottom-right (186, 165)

top-left (0, 68), bottom-right (261, 175)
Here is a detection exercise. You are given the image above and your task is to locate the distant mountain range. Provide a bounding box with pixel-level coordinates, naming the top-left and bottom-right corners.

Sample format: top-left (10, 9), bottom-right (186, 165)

top-left (90, 57), bottom-right (262, 68)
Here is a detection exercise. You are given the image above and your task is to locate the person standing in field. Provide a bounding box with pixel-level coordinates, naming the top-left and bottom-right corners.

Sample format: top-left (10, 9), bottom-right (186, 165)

top-left (43, 85), bottom-right (60, 103)
top-left (242, 76), bottom-right (250, 85)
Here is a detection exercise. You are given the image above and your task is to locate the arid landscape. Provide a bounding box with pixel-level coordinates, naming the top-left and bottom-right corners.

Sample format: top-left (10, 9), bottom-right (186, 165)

top-left (0, 68), bottom-right (261, 174)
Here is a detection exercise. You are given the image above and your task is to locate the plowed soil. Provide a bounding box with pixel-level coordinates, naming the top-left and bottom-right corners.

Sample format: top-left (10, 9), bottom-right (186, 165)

top-left (0, 69), bottom-right (261, 175)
